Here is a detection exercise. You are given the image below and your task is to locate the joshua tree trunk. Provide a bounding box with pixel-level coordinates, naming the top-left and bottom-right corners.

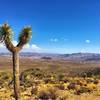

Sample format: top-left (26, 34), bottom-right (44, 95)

top-left (12, 52), bottom-right (20, 100)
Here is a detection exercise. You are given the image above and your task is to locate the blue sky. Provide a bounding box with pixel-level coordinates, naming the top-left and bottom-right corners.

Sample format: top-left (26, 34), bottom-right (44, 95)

top-left (0, 0), bottom-right (100, 53)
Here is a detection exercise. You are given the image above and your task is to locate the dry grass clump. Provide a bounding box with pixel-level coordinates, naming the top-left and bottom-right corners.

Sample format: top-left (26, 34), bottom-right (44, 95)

top-left (37, 87), bottom-right (58, 99)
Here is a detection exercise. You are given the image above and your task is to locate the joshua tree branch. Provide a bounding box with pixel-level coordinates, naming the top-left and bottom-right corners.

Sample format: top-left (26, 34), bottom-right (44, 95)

top-left (16, 26), bottom-right (32, 51)
top-left (5, 38), bottom-right (15, 52)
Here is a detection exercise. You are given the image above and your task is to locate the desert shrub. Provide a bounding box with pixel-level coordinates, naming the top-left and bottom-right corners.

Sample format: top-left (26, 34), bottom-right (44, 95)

top-left (37, 87), bottom-right (58, 100)
top-left (75, 86), bottom-right (90, 95)
top-left (30, 68), bottom-right (45, 78)
top-left (20, 69), bottom-right (33, 82)
top-left (0, 72), bottom-right (12, 80)
top-left (86, 78), bottom-right (94, 83)
top-left (0, 79), bottom-right (4, 87)
top-left (62, 78), bottom-right (69, 83)
top-left (38, 90), bottom-right (50, 99)
top-left (57, 74), bottom-right (65, 82)
top-left (91, 68), bottom-right (100, 75)
top-left (76, 80), bottom-right (84, 86)
top-left (20, 68), bottom-right (45, 82)
top-left (55, 84), bottom-right (66, 90)
top-left (75, 82), bottom-right (97, 95)
top-left (94, 75), bottom-right (100, 79)
top-left (86, 83), bottom-right (96, 90)
top-left (57, 91), bottom-right (69, 100)
top-left (58, 96), bottom-right (68, 100)
top-left (31, 86), bottom-right (38, 95)
top-left (80, 68), bottom-right (100, 78)
top-left (24, 80), bottom-right (34, 87)
top-left (93, 79), bottom-right (99, 84)
top-left (67, 82), bottom-right (76, 90)
top-left (44, 78), bottom-right (56, 84)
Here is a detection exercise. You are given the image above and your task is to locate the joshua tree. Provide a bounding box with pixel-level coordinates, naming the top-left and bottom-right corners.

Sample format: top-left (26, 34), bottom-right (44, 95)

top-left (0, 23), bottom-right (32, 100)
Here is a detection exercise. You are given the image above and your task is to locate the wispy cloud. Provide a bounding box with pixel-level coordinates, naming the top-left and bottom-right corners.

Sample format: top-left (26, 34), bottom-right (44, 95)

top-left (85, 40), bottom-right (90, 44)
top-left (50, 37), bottom-right (68, 43)
top-left (61, 38), bottom-right (68, 41)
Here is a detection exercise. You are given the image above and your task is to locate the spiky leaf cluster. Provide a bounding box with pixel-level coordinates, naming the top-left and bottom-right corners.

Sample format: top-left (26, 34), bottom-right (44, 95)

top-left (0, 23), bottom-right (13, 43)
top-left (0, 23), bottom-right (32, 52)
top-left (18, 27), bottom-right (32, 45)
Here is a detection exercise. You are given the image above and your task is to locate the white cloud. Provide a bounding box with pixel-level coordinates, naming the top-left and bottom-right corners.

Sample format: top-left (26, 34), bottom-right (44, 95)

top-left (31, 44), bottom-right (40, 49)
top-left (12, 40), bottom-right (18, 46)
top-left (0, 40), bottom-right (41, 52)
top-left (0, 43), bottom-right (5, 48)
top-left (12, 40), bottom-right (41, 51)
top-left (50, 38), bottom-right (58, 42)
top-left (85, 40), bottom-right (90, 43)
top-left (21, 44), bottom-right (41, 52)
top-left (24, 44), bottom-right (30, 49)
top-left (80, 48), bottom-right (88, 53)
top-left (0, 43), bottom-right (8, 52)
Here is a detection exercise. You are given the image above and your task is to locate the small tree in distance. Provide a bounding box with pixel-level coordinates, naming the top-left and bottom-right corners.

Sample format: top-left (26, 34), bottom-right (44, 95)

top-left (0, 23), bottom-right (32, 100)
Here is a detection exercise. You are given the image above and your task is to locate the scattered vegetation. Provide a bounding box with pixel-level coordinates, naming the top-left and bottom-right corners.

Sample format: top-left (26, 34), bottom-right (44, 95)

top-left (0, 67), bottom-right (100, 100)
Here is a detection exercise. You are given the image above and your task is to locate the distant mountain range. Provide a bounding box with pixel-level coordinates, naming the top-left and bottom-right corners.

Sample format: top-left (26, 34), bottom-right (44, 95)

top-left (62, 53), bottom-right (100, 61)
top-left (0, 52), bottom-right (100, 61)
